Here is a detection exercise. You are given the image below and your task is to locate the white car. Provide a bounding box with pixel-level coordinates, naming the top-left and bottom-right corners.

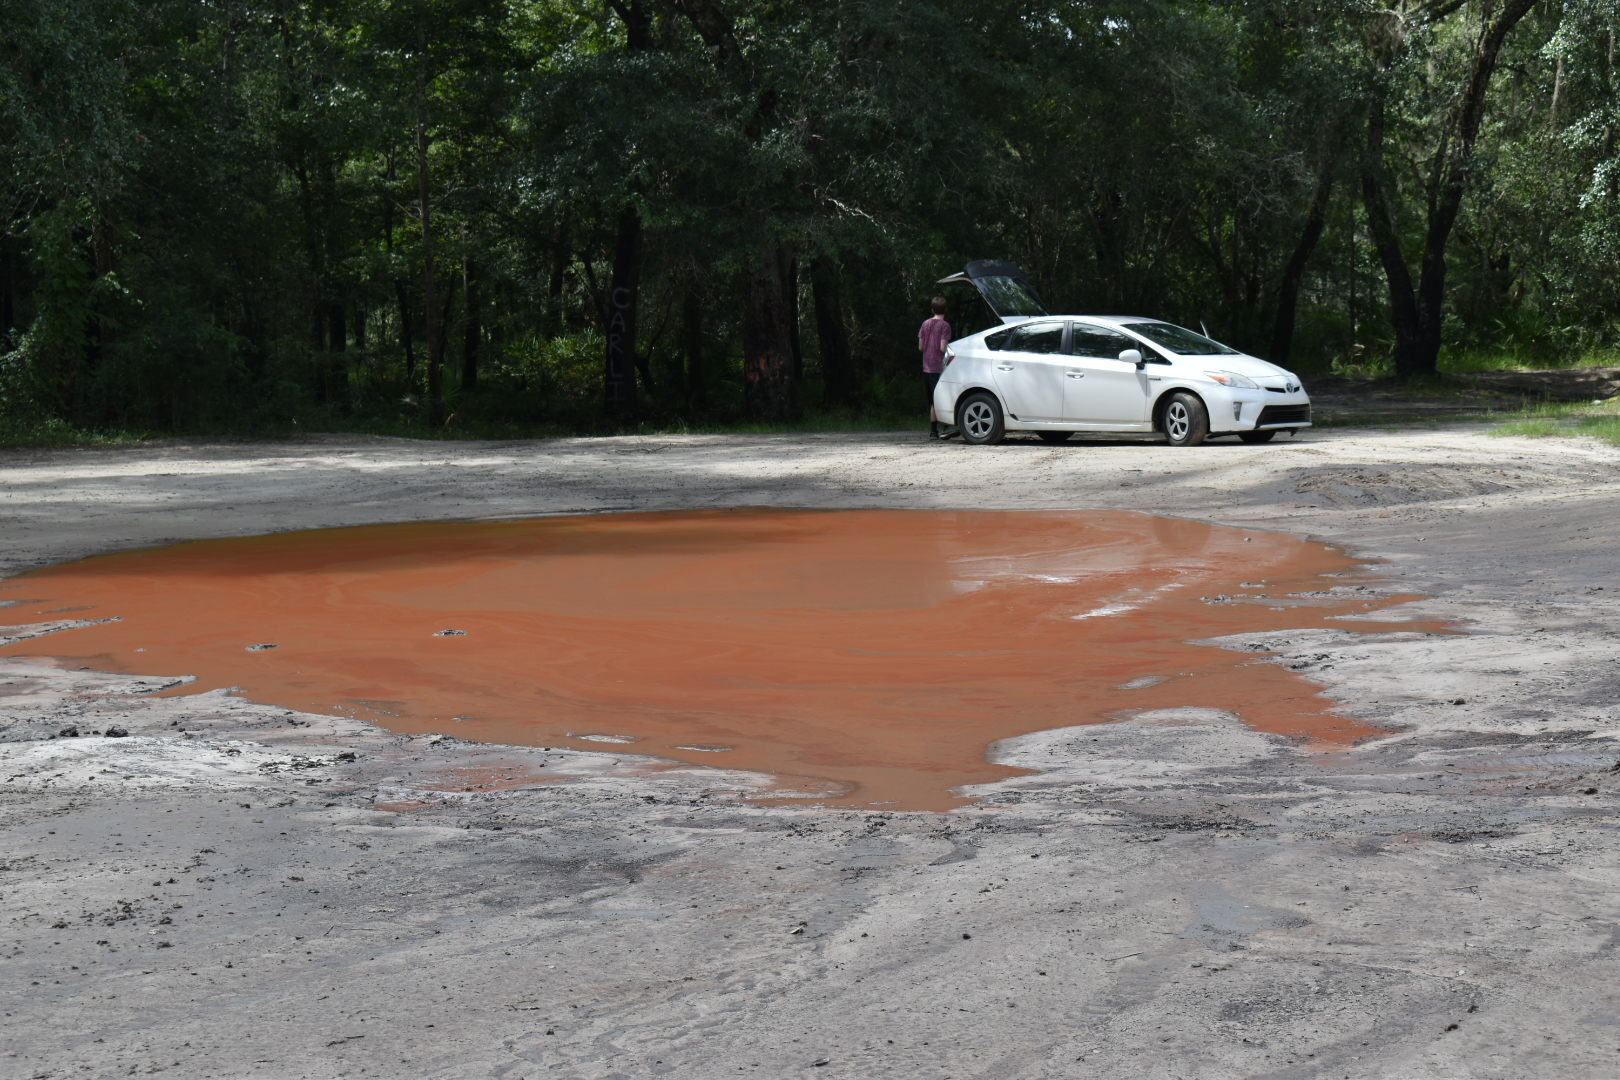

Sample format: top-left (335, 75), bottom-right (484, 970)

top-left (934, 260), bottom-right (1311, 446)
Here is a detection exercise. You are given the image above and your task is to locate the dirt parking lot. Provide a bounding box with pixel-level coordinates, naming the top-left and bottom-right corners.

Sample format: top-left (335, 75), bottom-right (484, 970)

top-left (3, 421), bottom-right (1619, 1079)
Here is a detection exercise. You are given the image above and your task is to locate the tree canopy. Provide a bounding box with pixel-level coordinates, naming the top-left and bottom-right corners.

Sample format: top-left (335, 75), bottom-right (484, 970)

top-left (2, 0), bottom-right (1615, 435)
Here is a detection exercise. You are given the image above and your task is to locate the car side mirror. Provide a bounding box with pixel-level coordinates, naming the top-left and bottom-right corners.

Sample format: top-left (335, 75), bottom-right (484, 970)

top-left (1119, 348), bottom-right (1144, 370)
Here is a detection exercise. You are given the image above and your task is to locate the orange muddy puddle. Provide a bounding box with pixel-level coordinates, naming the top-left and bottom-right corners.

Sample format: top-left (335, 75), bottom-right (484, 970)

top-left (0, 509), bottom-right (1445, 810)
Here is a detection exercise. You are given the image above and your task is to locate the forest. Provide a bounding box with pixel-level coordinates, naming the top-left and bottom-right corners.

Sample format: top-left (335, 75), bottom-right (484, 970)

top-left (2, 0), bottom-right (1617, 437)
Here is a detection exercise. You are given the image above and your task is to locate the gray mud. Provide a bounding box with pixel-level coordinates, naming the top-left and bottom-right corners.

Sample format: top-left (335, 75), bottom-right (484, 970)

top-left (3, 424), bottom-right (1619, 1079)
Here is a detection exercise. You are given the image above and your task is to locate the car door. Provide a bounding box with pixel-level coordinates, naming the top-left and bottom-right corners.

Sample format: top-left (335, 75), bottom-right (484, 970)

top-left (1062, 323), bottom-right (1153, 428)
top-left (988, 321), bottom-right (1068, 423)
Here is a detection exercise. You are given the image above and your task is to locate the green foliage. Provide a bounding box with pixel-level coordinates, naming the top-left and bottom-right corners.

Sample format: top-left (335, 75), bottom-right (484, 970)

top-left (491, 329), bottom-right (606, 419)
top-left (2, 0), bottom-right (1617, 440)
top-left (1490, 397), bottom-right (1620, 446)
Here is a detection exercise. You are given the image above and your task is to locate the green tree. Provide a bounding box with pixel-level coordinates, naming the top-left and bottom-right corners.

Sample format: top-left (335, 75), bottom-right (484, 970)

top-left (0, 0), bottom-right (135, 421)
top-left (1359, 0), bottom-right (1542, 378)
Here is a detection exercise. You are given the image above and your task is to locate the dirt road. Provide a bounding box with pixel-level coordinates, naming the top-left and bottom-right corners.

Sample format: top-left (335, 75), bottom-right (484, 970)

top-left (3, 424), bottom-right (1618, 1079)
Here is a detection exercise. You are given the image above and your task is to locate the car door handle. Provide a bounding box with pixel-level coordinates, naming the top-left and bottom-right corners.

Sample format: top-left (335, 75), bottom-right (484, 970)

top-left (1065, 371), bottom-right (1085, 379)
top-left (995, 364), bottom-right (1014, 372)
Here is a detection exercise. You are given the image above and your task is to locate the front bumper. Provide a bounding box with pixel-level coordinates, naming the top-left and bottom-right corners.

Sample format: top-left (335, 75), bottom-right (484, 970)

top-left (1220, 389), bottom-right (1312, 432)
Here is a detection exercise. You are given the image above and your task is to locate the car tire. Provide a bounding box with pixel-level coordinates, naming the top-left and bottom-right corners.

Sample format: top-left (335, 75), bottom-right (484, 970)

top-left (957, 392), bottom-right (1005, 445)
top-left (1036, 431), bottom-right (1073, 444)
top-left (1237, 430), bottom-right (1275, 444)
top-left (1162, 392), bottom-right (1208, 447)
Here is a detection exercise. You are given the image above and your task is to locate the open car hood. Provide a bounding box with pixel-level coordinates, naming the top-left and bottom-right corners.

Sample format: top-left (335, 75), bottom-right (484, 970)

top-left (937, 260), bottom-right (1048, 324)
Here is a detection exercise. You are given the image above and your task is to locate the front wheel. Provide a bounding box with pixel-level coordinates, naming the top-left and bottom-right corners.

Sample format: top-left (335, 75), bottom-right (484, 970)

top-left (1162, 392), bottom-right (1209, 447)
top-left (957, 392), bottom-right (1005, 445)
top-left (1237, 429), bottom-right (1275, 444)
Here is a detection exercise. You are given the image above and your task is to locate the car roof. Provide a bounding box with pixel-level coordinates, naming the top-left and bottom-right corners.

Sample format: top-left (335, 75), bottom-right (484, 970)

top-left (1063, 315), bottom-right (1159, 323)
top-left (990, 315), bottom-right (1162, 326)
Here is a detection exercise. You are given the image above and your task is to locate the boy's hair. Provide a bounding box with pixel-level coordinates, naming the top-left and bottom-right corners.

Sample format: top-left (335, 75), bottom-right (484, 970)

top-left (930, 296), bottom-right (948, 315)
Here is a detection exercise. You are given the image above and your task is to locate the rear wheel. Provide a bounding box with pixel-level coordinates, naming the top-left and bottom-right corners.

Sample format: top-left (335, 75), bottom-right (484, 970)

top-left (1237, 429), bottom-right (1275, 444)
top-left (1036, 431), bottom-right (1073, 444)
top-left (1162, 392), bottom-right (1209, 447)
top-left (957, 392), bottom-right (1005, 445)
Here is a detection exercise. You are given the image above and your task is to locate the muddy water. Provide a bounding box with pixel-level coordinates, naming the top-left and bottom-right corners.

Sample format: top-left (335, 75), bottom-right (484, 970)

top-left (0, 509), bottom-right (1442, 810)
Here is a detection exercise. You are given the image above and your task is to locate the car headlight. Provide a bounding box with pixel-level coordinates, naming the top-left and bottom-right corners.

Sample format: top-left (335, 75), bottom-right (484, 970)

top-left (1205, 370), bottom-right (1259, 390)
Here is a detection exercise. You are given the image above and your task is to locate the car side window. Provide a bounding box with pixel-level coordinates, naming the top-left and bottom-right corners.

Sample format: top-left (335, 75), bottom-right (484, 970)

top-left (1069, 324), bottom-right (1136, 359)
top-left (984, 327), bottom-right (1015, 351)
top-left (1008, 322), bottom-right (1064, 355)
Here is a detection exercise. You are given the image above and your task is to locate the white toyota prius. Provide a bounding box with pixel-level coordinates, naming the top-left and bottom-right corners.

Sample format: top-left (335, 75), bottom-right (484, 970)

top-left (933, 260), bottom-right (1312, 446)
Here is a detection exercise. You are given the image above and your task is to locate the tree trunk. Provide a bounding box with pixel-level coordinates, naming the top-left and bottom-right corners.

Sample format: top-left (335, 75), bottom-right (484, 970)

top-left (415, 37), bottom-right (445, 426)
top-left (600, 0), bottom-right (653, 416)
top-left (382, 154), bottom-right (413, 382)
top-left (1607, 30), bottom-right (1617, 203)
top-left (1361, 99), bottom-right (1426, 377)
top-left (325, 299), bottom-right (347, 410)
top-left (682, 287), bottom-right (704, 409)
top-left (461, 256), bottom-right (481, 391)
top-left (811, 256), bottom-right (854, 407)
top-left (743, 247), bottom-right (798, 421)
top-left (633, 352), bottom-right (654, 398)
top-left (1550, 53), bottom-right (1565, 127)
top-left (74, 210), bottom-right (116, 426)
top-left (396, 281), bottom-right (417, 384)
top-left (327, 297), bottom-right (346, 348)
top-left (1091, 190), bottom-right (1128, 311)
top-left (604, 204), bottom-right (640, 415)
top-left (241, 299), bottom-right (267, 380)
top-left (0, 235), bottom-right (16, 336)
top-left (778, 249), bottom-right (802, 383)
top-left (1271, 155), bottom-right (1336, 366)
top-left (294, 163), bottom-right (325, 356)
top-left (546, 228), bottom-right (568, 336)
top-left (320, 157), bottom-right (345, 406)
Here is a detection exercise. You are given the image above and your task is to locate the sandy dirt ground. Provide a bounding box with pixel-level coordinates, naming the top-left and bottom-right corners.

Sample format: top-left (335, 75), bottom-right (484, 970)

top-left (2, 419), bottom-right (1618, 1079)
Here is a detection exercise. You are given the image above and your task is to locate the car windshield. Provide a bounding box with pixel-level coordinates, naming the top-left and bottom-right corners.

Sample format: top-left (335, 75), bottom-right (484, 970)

top-left (976, 275), bottom-right (1046, 318)
top-left (1123, 321), bottom-right (1238, 355)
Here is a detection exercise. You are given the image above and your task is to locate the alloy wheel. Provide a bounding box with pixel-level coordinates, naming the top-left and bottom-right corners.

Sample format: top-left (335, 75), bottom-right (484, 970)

top-left (963, 401), bottom-right (995, 440)
top-left (1166, 401), bottom-right (1190, 441)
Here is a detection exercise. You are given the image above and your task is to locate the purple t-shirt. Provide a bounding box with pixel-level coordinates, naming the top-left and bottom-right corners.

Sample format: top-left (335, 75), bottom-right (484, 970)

top-left (919, 317), bottom-right (952, 373)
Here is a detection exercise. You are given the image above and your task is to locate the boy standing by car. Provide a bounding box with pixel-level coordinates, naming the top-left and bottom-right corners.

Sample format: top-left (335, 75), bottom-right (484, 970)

top-left (919, 297), bottom-right (954, 439)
